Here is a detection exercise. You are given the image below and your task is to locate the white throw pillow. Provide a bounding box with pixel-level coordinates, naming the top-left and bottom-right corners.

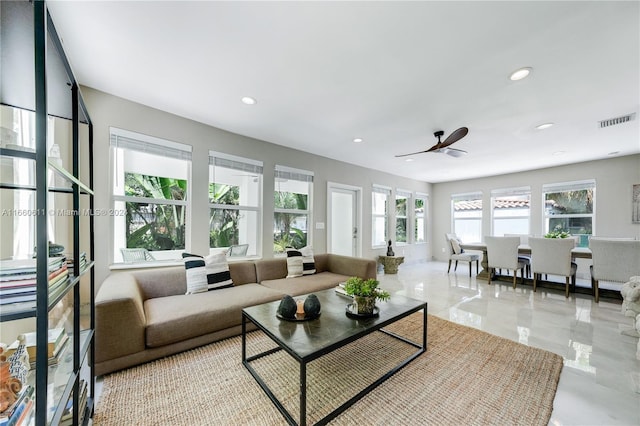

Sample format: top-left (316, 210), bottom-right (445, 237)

top-left (204, 251), bottom-right (234, 290)
top-left (182, 253), bottom-right (208, 294)
top-left (451, 239), bottom-right (463, 255)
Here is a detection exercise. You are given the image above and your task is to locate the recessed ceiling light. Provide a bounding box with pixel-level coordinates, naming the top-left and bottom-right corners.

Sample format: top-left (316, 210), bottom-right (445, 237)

top-left (405, 158), bottom-right (414, 162)
top-left (353, 138), bottom-right (363, 143)
top-left (241, 96), bottom-right (257, 105)
top-left (607, 151), bottom-right (620, 156)
top-left (509, 67), bottom-right (532, 81)
top-left (552, 150), bottom-right (566, 156)
top-left (535, 123), bottom-right (554, 130)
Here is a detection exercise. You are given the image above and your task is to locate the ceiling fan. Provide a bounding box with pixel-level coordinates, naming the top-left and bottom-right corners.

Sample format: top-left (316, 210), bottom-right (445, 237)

top-left (396, 127), bottom-right (469, 158)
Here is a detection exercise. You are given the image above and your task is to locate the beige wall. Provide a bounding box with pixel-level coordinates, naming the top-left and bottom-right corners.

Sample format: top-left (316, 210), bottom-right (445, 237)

top-left (82, 87), bottom-right (432, 291)
top-left (431, 154), bottom-right (640, 262)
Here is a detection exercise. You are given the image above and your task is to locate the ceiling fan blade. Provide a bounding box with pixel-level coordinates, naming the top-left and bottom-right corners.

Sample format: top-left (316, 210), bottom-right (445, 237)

top-left (440, 127), bottom-right (469, 148)
top-left (395, 149), bottom-right (429, 158)
top-left (444, 147), bottom-right (467, 157)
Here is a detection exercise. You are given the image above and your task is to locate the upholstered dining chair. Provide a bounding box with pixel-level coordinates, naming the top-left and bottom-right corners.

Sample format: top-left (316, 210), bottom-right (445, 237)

top-left (529, 237), bottom-right (576, 298)
top-left (504, 233), bottom-right (532, 278)
top-left (589, 238), bottom-right (640, 303)
top-left (485, 236), bottom-right (526, 289)
top-left (445, 233), bottom-right (480, 277)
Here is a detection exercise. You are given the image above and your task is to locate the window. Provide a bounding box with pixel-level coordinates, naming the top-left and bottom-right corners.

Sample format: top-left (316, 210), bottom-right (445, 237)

top-left (274, 165), bottom-right (313, 254)
top-left (491, 187), bottom-right (530, 236)
top-left (415, 193), bottom-right (428, 243)
top-left (372, 186), bottom-right (390, 247)
top-left (543, 180), bottom-right (595, 247)
top-left (452, 192), bottom-right (482, 243)
top-left (111, 128), bottom-right (191, 262)
top-left (209, 152), bottom-right (262, 257)
top-left (395, 190), bottom-right (411, 244)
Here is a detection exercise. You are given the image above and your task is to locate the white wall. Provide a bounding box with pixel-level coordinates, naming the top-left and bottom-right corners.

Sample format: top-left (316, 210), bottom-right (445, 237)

top-left (431, 154), bottom-right (640, 262)
top-left (82, 88), bottom-right (432, 291)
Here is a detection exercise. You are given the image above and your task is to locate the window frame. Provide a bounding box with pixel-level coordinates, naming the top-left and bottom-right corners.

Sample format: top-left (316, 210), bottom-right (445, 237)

top-left (273, 165), bottom-right (313, 254)
top-left (371, 185), bottom-right (391, 248)
top-left (414, 193), bottom-right (428, 244)
top-left (490, 186), bottom-right (531, 236)
top-left (395, 190), bottom-right (412, 245)
top-left (451, 191), bottom-right (483, 243)
top-left (110, 127), bottom-right (192, 263)
top-left (542, 180), bottom-right (595, 247)
top-left (208, 151), bottom-right (263, 258)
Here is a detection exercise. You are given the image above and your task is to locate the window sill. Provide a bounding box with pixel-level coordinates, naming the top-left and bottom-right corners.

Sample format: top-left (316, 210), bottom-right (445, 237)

top-left (109, 260), bottom-right (183, 270)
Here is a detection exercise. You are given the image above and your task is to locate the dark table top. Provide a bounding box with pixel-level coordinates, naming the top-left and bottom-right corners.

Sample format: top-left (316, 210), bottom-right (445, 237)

top-left (243, 288), bottom-right (426, 361)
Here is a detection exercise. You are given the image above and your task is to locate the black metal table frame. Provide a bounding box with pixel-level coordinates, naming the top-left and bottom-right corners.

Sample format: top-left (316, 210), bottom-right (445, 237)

top-left (241, 304), bottom-right (427, 426)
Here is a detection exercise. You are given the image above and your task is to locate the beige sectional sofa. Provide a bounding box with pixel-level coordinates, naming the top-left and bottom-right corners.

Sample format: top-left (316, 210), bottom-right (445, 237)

top-left (95, 253), bottom-right (376, 375)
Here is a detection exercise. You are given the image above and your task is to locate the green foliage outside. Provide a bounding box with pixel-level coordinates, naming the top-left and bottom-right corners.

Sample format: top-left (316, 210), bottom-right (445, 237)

top-left (273, 191), bottom-right (308, 253)
top-left (209, 183), bottom-right (242, 248)
top-left (125, 173), bottom-right (186, 250)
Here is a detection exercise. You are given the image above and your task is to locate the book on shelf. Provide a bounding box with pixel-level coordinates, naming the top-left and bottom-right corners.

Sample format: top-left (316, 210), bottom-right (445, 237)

top-left (0, 385), bottom-right (33, 426)
top-left (60, 379), bottom-right (88, 426)
top-left (5, 328), bottom-right (68, 360)
top-left (0, 257), bottom-right (66, 276)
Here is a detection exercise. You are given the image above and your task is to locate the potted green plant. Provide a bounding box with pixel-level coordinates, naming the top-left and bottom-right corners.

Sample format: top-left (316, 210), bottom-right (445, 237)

top-left (344, 277), bottom-right (390, 315)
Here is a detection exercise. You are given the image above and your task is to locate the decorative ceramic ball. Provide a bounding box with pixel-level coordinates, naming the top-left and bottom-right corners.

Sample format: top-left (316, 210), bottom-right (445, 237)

top-left (303, 294), bottom-right (321, 317)
top-left (277, 295), bottom-right (297, 318)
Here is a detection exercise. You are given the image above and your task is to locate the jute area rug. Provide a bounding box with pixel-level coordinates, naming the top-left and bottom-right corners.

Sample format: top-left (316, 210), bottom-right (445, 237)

top-left (94, 313), bottom-right (563, 425)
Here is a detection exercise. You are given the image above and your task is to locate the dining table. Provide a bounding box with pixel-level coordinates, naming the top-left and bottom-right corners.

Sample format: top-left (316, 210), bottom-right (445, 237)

top-left (459, 242), bottom-right (592, 280)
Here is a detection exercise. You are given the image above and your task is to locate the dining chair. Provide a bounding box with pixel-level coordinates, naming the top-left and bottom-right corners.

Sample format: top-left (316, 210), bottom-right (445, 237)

top-left (485, 236), bottom-right (526, 288)
top-left (444, 233), bottom-right (480, 277)
top-left (504, 233), bottom-right (532, 278)
top-left (529, 237), bottom-right (576, 298)
top-left (589, 238), bottom-right (640, 303)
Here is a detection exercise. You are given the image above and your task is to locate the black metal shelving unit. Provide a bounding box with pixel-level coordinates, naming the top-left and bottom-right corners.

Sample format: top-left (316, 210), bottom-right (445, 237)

top-left (0, 1), bottom-right (95, 425)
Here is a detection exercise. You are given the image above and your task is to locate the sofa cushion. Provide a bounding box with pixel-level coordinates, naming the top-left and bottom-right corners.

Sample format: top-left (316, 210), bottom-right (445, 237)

top-left (260, 272), bottom-right (349, 296)
top-left (144, 284), bottom-right (284, 348)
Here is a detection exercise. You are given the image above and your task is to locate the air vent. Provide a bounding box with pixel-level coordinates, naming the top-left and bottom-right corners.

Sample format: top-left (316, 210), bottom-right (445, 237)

top-left (599, 113), bottom-right (636, 128)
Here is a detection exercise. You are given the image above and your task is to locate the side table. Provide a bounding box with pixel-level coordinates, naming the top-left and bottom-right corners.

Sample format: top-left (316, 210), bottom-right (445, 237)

top-left (379, 255), bottom-right (404, 274)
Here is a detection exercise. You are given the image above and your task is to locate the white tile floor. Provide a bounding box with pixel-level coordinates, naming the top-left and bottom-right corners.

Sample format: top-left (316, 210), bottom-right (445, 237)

top-left (379, 261), bottom-right (640, 426)
top-left (92, 261), bottom-right (640, 425)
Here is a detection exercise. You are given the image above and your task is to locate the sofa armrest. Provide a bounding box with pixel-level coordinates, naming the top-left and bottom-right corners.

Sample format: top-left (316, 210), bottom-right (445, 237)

top-left (326, 254), bottom-right (377, 280)
top-left (95, 273), bottom-right (147, 364)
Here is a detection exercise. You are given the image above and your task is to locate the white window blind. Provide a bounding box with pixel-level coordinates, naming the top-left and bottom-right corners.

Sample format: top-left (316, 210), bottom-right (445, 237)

top-left (452, 191), bottom-right (482, 202)
top-left (542, 180), bottom-right (595, 193)
top-left (209, 151), bottom-right (263, 174)
top-left (110, 128), bottom-right (192, 160)
top-left (491, 186), bottom-right (531, 197)
top-left (275, 165), bottom-right (313, 182)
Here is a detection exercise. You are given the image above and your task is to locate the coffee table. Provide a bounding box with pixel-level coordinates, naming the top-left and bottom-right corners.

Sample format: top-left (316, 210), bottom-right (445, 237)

top-left (242, 288), bottom-right (427, 425)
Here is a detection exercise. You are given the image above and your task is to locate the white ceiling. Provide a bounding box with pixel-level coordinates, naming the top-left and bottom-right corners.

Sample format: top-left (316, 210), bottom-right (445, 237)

top-left (47, 1), bottom-right (640, 183)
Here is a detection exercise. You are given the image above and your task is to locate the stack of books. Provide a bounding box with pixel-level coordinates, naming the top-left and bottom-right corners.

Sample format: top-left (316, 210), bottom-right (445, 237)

top-left (334, 282), bottom-right (353, 299)
top-left (4, 328), bottom-right (69, 369)
top-left (0, 385), bottom-right (34, 426)
top-left (59, 380), bottom-right (88, 426)
top-left (0, 258), bottom-right (69, 306)
top-left (66, 252), bottom-right (87, 276)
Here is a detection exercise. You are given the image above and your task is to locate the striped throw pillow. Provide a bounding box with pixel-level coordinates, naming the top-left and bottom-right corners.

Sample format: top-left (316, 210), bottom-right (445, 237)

top-left (286, 246), bottom-right (316, 278)
top-left (204, 251), bottom-right (234, 290)
top-left (183, 253), bottom-right (208, 294)
top-left (182, 251), bottom-right (233, 293)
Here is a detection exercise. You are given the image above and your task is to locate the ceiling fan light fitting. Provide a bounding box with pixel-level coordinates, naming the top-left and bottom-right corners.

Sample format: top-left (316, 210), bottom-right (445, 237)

top-left (241, 96), bottom-right (257, 105)
top-left (535, 122), bottom-right (554, 130)
top-left (509, 67), bottom-right (532, 81)
top-left (353, 138), bottom-right (363, 143)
